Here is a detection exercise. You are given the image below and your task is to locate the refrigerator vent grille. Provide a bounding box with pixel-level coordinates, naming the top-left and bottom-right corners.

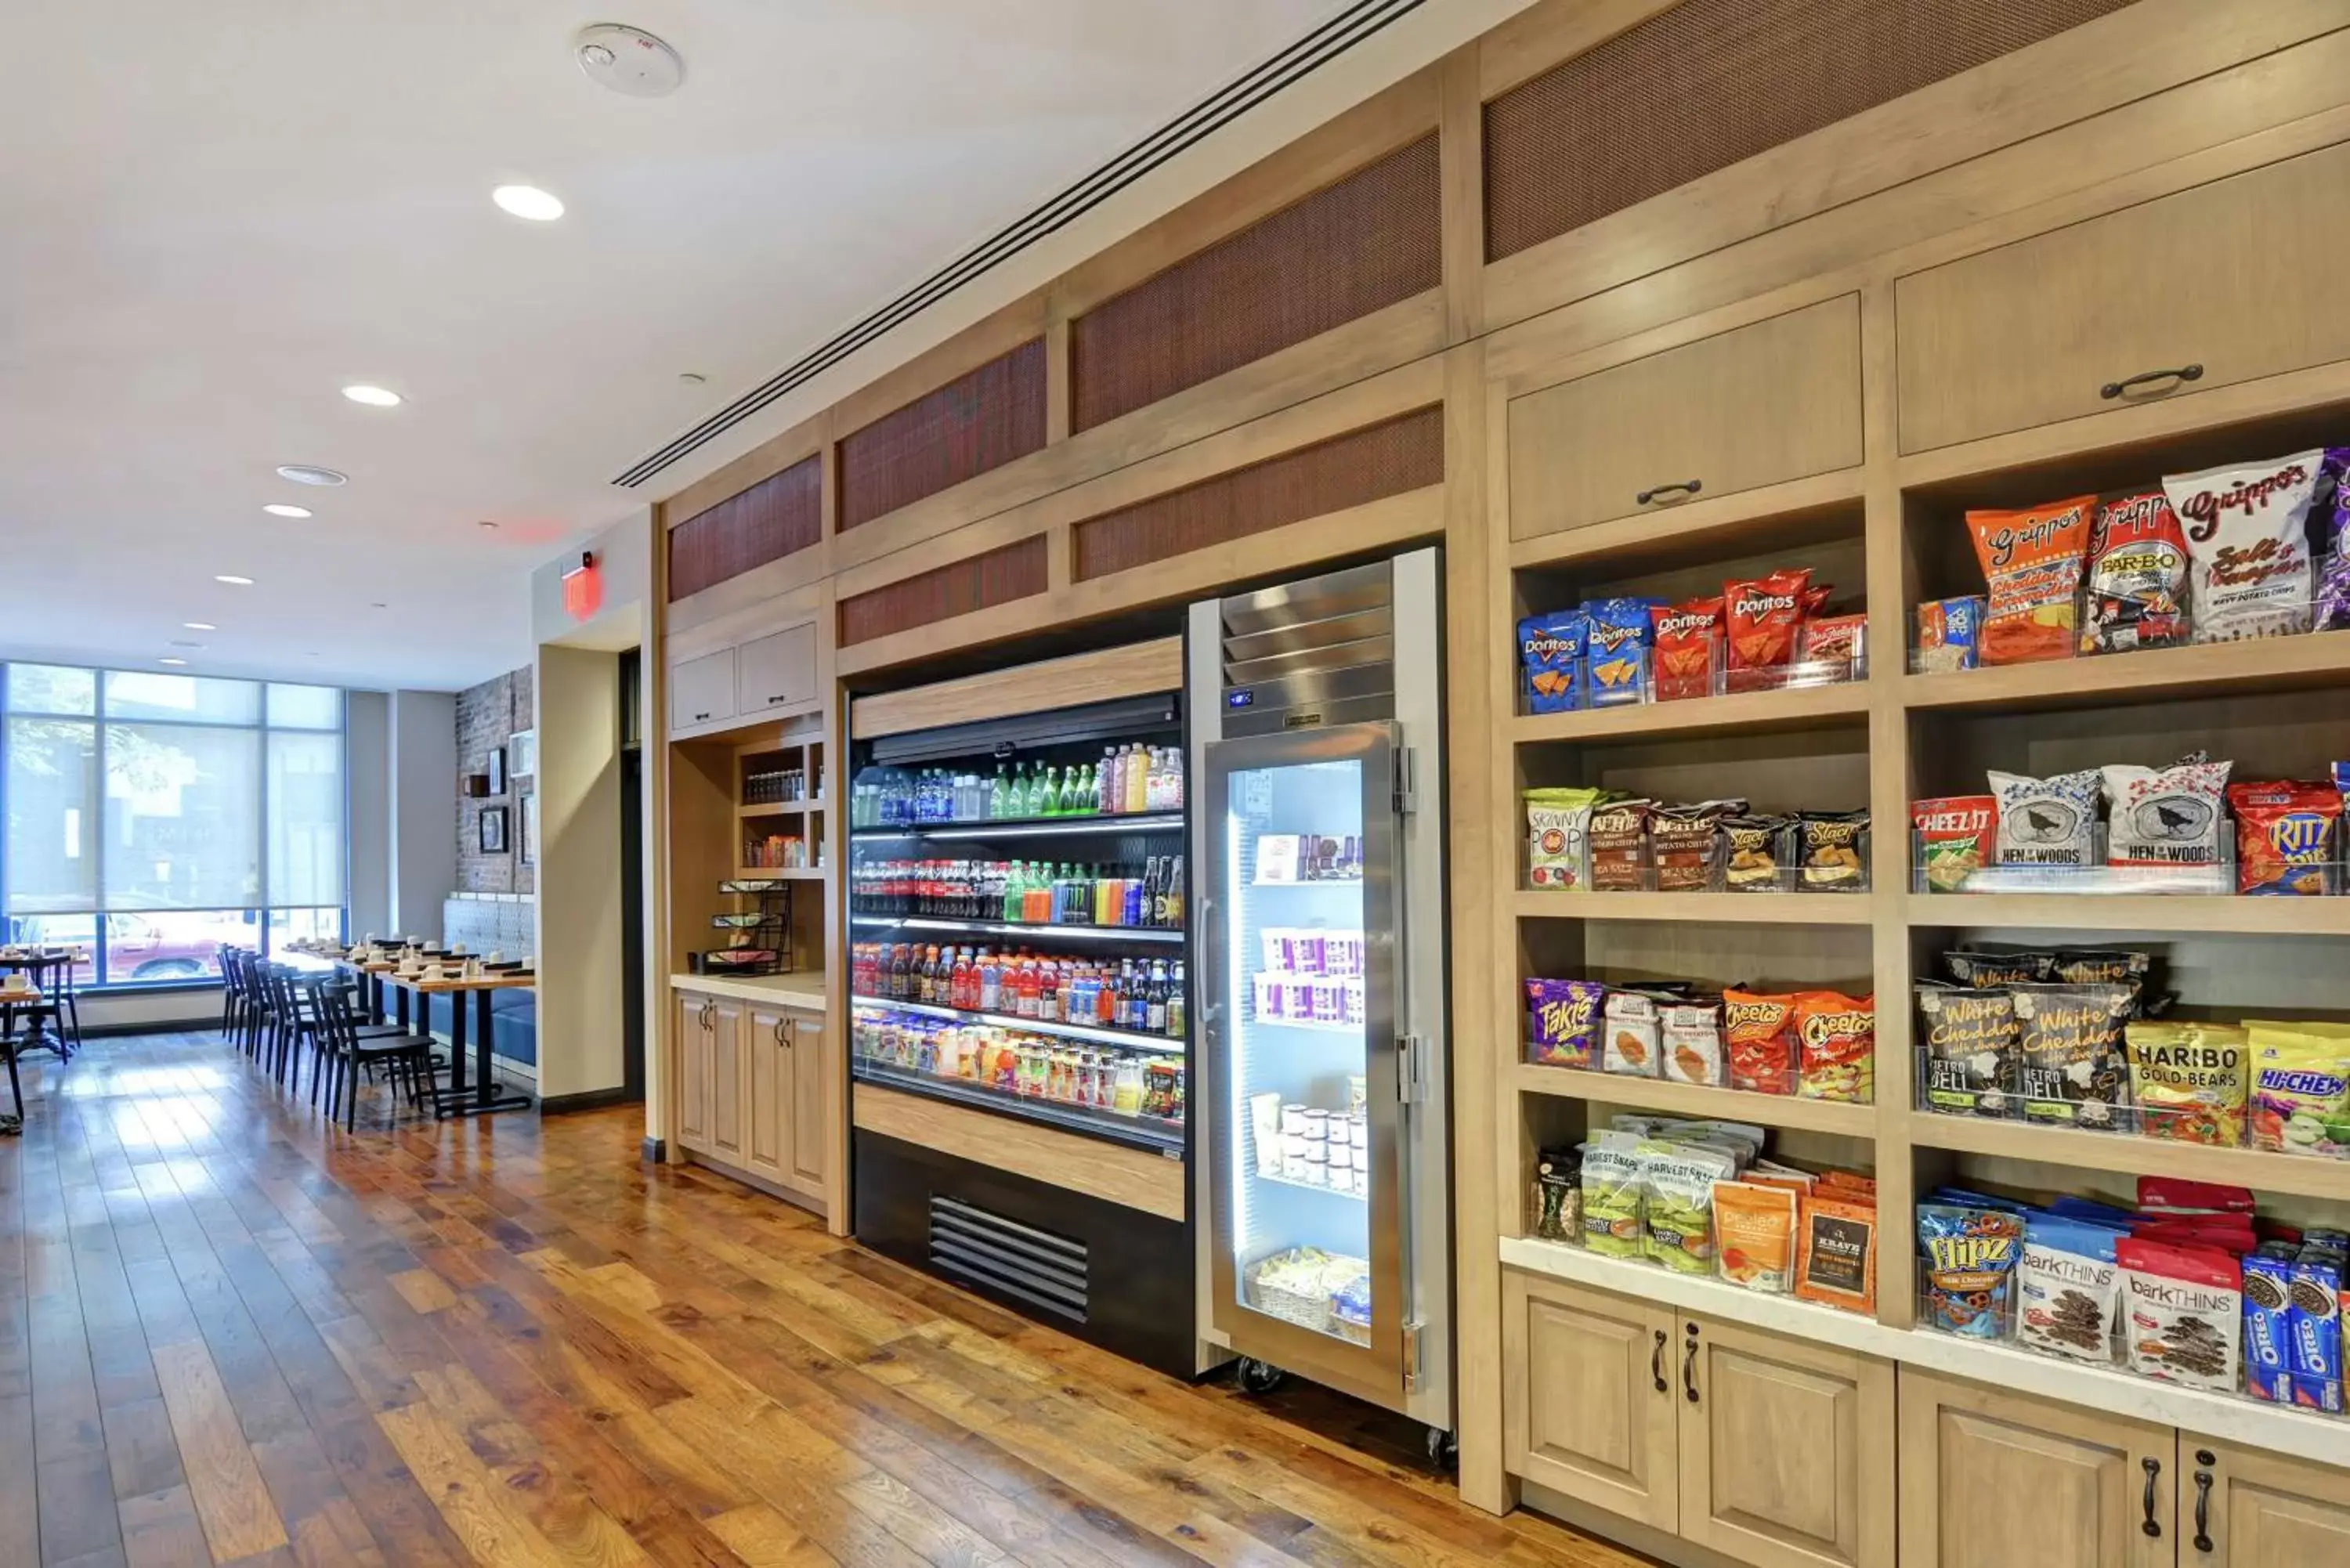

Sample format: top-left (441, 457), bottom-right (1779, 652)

top-left (1217, 558), bottom-right (1397, 735)
top-left (927, 1197), bottom-right (1089, 1323)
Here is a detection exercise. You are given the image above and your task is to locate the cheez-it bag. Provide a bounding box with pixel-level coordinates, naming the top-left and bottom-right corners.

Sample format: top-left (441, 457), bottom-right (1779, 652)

top-left (1967, 496), bottom-right (2095, 665)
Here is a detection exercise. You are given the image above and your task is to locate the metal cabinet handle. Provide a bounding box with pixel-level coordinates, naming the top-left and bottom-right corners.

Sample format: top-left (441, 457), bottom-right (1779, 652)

top-left (692, 711), bottom-right (712, 722)
top-left (774, 1018), bottom-right (788, 1046)
top-left (2192, 1467), bottom-right (2214, 1553)
top-left (2142, 1456), bottom-right (2164, 1539)
top-left (1636, 478), bottom-right (1704, 506)
top-left (2100, 363), bottom-right (2202, 400)
top-left (1682, 1324), bottom-right (1701, 1405)
top-left (1651, 1329), bottom-right (1668, 1394)
top-left (767, 695), bottom-right (786, 705)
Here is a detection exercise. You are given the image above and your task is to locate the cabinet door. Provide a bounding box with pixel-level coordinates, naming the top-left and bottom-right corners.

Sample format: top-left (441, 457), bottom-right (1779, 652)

top-left (736, 623), bottom-right (818, 716)
top-left (1502, 1270), bottom-right (1678, 1531)
top-left (671, 649), bottom-right (737, 732)
top-left (1677, 1313), bottom-right (1894, 1568)
top-left (744, 1007), bottom-right (791, 1185)
top-left (674, 992), bottom-right (713, 1152)
top-left (2182, 1437), bottom-right (2350, 1567)
top-left (1896, 142), bottom-right (2350, 453)
top-left (1507, 294), bottom-right (1862, 540)
top-left (1897, 1369), bottom-right (2173, 1568)
top-left (707, 999), bottom-right (746, 1162)
top-left (786, 1012), bottom-right (827, 1190)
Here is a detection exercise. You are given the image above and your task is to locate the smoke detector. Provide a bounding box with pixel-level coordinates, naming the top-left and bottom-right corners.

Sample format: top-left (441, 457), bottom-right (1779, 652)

top-left (276, 464), bottom-right (348, 487)
top-left (575, 24), bottom-right (684, 97)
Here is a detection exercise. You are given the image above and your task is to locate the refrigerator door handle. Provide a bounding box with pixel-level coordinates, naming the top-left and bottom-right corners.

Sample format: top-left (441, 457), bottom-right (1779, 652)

top-left (1391, 747), bottom-right (1416, 816)
top-left (1394, 1033), bottom-right (1425, 1105)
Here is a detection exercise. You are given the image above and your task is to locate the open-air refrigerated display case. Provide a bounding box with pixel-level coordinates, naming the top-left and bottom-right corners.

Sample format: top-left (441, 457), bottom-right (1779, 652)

top-left (845, 685), bottom-right (1204, 1375)
top-left (1189, 551), bottom-right (1455, 1451)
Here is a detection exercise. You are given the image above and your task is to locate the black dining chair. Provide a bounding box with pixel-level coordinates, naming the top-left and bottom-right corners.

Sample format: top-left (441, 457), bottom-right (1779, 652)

top-left (306, 975), bottom-right (433, 1132)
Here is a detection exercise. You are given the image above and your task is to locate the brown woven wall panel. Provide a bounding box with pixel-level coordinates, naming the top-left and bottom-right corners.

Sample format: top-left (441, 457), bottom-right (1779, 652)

top-left (1072, 406), bottom-right (1443, 583)
top-left (838, 535), bottom-right (1050, 647)
top-left (667, 454), bottom-right (822, 602)
top-left (1071, 135), bottom-right (1441, 433)
top-left (1483, 0), bottom-right (2138, 263)
top-left (836, 340), bottom-right (1047, 531)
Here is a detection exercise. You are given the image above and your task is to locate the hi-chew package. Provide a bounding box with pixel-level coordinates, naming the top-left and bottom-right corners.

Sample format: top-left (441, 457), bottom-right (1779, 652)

top-left (1967, 496), bottom-right (2095, 664)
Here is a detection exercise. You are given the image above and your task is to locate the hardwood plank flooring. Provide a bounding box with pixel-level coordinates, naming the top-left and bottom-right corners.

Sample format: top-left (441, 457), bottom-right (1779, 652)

top-left (0, 1033), bottom-right (1647, 1567)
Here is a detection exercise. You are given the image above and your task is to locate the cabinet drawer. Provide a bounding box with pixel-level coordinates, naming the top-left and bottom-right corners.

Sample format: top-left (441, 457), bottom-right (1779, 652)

top-left (1507, 294), bottom-right (1862, 540)
top-left (671, 649), bottom-right (737, 732)
top-left (736, 623), bottom-right (818, 716)
top-left (1896, 142), bottom-right (2350, 453)
top-left (1502, 1270), bottom-right (1679, 1532)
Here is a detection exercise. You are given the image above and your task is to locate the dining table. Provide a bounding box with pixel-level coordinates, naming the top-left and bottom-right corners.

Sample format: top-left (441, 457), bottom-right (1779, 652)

top-left (298, 948), bottom-right (536, 1119)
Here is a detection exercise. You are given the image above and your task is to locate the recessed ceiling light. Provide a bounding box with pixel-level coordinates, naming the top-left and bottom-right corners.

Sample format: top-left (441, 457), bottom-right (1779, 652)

top-left (492, 185), bottom-right (565, 221)
top-left (477, 519), bottom-right (499, 530)
top-left (369, 602), bottom-right (388, 609)
top-left (183, 621), bottom-right (216, 631)
top-left (276, 464), bottom-right (347, 486)
top-left (263, 503), bottom-right (312, 518)
top-left (215, 574), bottom-right (255, 586)
top-left (342, 385), bottom-right (403, 407)
top-left (158, 657), bottom-right (187, 667)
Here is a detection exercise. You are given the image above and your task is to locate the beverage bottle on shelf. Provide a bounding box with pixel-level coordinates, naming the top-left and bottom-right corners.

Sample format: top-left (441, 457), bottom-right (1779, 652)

top-left (889, 944), bottom-right (911, 1000)
top-left (1097, 749), bottom-right (1118, 815)
top-left (1118, 959), bottom-right (1144, 1031)
top-left (1166, 961), bottom-right (1187, 1038)
top-left (1001, 862), bottom-right (1025, 923)
top-left (1162, 855), bottom-right (1184, 929)
top-left (989, 765), bottom-right (1009, 820)
top-left (1093, 866), bottom-right (1115, 927)
top-left (1143, 749), bottom-right (1162, 811)
top-left (1120, 861), bottom-right (1145, 927)
top-left (1076, 763), bottom-right (1097, 815)
top-left (1136, 858), bottom-right (1161, 928)
top-left (1145, 961), bottom-right (1169, 1035)
top-left (1166, 749), bottom-right (1184, 810)
top-left (1036, 963), bottom-right (1058, 1023)
top-left (1123, 745), bottom-right (1148, 813)
top-left (949, 948), bottom-right (972, 1009)
top-left (1015, 959), bottom-right (1042, 1019)
top-left (978, 950), bottom-right (1002, 1013)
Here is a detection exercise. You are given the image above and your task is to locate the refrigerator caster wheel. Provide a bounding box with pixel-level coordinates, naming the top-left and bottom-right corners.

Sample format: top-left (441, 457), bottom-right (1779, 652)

top-left (1426, 1427), bottom-right (1458, 1472)
top-left (1235, 1358), bottom-right (1286, 1396)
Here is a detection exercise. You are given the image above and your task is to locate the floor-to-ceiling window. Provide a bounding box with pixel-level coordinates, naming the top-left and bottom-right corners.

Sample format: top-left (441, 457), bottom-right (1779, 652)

top-left (2, 664), bottom-right (345, 986)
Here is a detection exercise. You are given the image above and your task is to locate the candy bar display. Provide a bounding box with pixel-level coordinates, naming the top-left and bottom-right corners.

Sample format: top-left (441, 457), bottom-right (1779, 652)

top-left (1914, 947), bottom-right (2350, 1157)
top-left (1911, 753), bottom-right (2349, 896)
top-left (1526, 974), bottom-right (1874, 1104)
top-left (1538, 1113), bottom-right (1879, 1315)
top-left (1910, 1177), bottom-right (2347, 1420)
top-left (1524, 789), bottom-right (1870, 893)
top-left (1514, 567), bottom-right (1864, 713)
top-left (1913, 443), bottom-right (2350, 671)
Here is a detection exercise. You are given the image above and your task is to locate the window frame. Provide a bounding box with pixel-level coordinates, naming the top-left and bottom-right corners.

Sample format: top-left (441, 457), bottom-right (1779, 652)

top-left (2, 663), bottom-right (348, 989)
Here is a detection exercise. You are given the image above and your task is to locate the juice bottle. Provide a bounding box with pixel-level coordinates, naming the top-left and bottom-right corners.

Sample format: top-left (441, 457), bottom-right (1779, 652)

top-left (1123, 745), bottom-right (1148, 813)
top-left (1015, 960), bottom-right (1041, 1018)
top-left (1112, 1059), bottom-right (1143, 1115)
top-left (1166, 961), bottom-right (1186, 1038)
top-left (949, 948), bottom-right (972, 1010)
top-left (1097, 748), bottom-right (1118, 815)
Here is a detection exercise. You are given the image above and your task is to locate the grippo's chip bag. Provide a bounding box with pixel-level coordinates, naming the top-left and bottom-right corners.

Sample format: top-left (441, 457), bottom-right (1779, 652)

top-left (1966, 495), bottom-right (2095, 664)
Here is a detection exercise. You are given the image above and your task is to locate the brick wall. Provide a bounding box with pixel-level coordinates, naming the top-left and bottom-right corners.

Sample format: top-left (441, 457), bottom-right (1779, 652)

top-left (456, 666), bottom-right (535, 896)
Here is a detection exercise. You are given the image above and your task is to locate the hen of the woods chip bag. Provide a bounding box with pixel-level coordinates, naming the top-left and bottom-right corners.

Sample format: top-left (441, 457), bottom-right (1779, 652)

top-left (2164, 450), bottom-right (2323, 642)
top-left (1967, 496), bottom-right (2095, 664)
top-left (2101, 756), bottom-right (2230, 872)
top-left (1990, 768), bottom-right (2099, 868)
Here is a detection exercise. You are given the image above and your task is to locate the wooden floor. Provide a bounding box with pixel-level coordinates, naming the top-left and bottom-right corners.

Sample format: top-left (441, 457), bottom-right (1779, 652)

top-left (0, 1031), bottom-right (1645, 1568)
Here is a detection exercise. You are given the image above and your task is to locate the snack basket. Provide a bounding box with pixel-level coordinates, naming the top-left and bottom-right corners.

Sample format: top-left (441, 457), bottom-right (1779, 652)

top-left (1907, 825), bottom-right (2300, 898)
top-left (1243, 1248), bottom-right (1372, 1346)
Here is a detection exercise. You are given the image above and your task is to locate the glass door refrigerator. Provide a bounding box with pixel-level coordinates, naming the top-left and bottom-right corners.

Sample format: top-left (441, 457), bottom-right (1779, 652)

top-left (1188, 549), bottom-right (1454, 1453)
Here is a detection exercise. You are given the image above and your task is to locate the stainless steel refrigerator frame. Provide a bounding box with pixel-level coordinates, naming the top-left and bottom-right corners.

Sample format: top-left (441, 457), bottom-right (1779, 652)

top-left (1187, 547), bottom-right (1453, 1432)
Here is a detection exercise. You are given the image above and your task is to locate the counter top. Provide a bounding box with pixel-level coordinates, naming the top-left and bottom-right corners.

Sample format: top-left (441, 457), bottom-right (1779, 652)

top-left (670, 971), bottom-right (828, 1009)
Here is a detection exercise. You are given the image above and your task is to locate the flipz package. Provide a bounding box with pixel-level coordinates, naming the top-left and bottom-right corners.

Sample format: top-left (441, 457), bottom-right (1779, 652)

top-left (1583, 599), bottom-right (1655, 707)
top-left (1919, 1205), bottom-right (2024, 1339)
top-left (1517, 611), bottom-right (1588, 714)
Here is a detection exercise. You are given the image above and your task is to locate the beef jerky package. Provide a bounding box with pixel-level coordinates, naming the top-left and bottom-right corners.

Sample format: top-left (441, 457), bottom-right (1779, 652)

top-left (1918, 983), bottom-right (2019, 1117)
top-left (1587, 798), bottom-right (1655, 892)
top-left (2101, 756), bottom-right (2230, 871)
top-left (1721, 814), bottom-right (1792, 892)
top-left (2120, 1238), bottom-right (2243, 1394)
top-left (1990, 768), bottom-right (2100, 868)
top-left (2081, 489), bottom-right (2191, 652)
top-left (2012, 982), bottom-right (2135, 1131)
top-left (2019, 1214), bottom-right (2123, 1365)
top-left (2165, 450), bottom-right (2323, 642)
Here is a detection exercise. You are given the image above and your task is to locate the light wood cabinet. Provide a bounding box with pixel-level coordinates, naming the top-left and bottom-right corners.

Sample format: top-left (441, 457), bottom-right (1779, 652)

top-left (1896, 142), bottom-right (2350, 453)
top-left (675, 992), bottom-right (716, 1152)
top-left (1679, 1315), bottom-right (1894, 1568)
top-left (671, 649), bottom-right (738, 732)
top-left (1505, 1270), bottom-right (1679, 1531)
top-left (1506, 294), bottom-right (1863, 540)
top-left (736, 623), bottom-right (819, 717)
top-left (787, 1011), bottom-right (827, 1190)
top-left (745, 1006), bottom-right (793, 1186)
top-left (1897, 1369), bottom-right (2173, 1568)
top-left (705, 997), bottom-right (745, 1163)
top-left (2181, 1437), bottom-right (2350, 1566)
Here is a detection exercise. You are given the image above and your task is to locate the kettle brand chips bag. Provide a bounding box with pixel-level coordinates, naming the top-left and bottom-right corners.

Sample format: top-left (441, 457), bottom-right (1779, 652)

top-left (2165, 450), bottom-right (2323, 643)
top-left (1967, 496), bottom-right (2095, 665)
top-left (2082, 489), bottom-right (2190, 652)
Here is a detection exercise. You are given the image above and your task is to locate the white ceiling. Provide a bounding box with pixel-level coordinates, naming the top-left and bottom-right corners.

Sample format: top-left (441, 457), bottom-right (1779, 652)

top-left (0, 0), bottom-right (1349, 692)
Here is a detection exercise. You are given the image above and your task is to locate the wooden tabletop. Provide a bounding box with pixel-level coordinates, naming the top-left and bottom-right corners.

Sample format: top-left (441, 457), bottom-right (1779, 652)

top-left (383, 971), bottom-right (535, 994)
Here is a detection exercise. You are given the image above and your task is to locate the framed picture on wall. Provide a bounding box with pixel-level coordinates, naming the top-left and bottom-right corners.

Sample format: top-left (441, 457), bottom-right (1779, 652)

top-left (479, 806), bottom-right (509, 854)
top-left (510, 728), bottom-right (536, 781)
top-left (487, 746), bottom-right (508, 797)
top-left (520, 793), bottom-right (537, 867)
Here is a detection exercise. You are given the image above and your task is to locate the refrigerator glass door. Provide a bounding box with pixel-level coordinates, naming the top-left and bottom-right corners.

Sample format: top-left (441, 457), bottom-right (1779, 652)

top-left (1206, 723), bottom-right (1402, 1391)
